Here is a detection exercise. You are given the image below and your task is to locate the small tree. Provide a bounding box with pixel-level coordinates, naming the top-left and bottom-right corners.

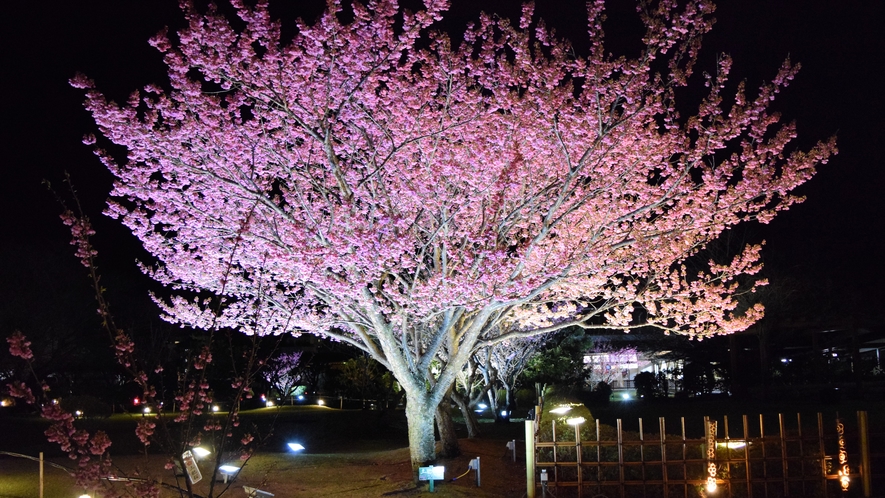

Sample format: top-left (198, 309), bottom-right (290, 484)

top-left (6, 187), bottom-right (281, 497)
top-left (585, 340), bottom-right (639, 387)
top-left (262, 350), bottom-right (304, 402)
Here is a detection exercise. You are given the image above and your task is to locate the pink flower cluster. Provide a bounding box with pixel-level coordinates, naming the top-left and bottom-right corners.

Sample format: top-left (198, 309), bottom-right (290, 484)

top-left (7, 331), bottom-right (33, 360)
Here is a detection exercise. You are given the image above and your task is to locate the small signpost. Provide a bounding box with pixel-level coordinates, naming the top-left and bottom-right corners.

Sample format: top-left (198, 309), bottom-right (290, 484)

top-left (181, 450), bottom-right (202, 484)
top-left (418, 465), bottom-right (445, 492)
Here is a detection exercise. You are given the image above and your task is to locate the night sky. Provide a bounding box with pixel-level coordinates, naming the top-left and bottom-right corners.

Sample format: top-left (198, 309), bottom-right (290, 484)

top-left (2, 0), bottom-right (883, 338)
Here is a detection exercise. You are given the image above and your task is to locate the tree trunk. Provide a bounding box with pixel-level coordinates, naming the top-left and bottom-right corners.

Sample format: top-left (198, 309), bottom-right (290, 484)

top-left (435, 399), bottom-right (461, 458)
top-left (450, 391), bottom-right (481, 438)
top-left (404, 390), bottom-right (437, 474)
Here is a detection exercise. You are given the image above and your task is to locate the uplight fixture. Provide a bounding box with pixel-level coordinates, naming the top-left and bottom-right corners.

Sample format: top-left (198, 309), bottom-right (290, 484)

top-left (192, 447), bottom-right (211, 458)
top-left (317, 399), bottom-right (325, 406)
top-left (287, 443), bottom-right (305, 451)
top-left (566, 417), bottom-right (586, 426)
top-left (550, 406), bottom-right (572, 415)
top-left (212, 405), bottom-right (220, 412)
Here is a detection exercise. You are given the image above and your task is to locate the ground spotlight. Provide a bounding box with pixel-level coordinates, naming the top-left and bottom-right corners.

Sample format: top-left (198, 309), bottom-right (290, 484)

top-left (287, 443), bottom-right (305, 451)
top-left (192, 446), bottom-right (211, 458)
top-left (706, 477), bottom-right (718, 493)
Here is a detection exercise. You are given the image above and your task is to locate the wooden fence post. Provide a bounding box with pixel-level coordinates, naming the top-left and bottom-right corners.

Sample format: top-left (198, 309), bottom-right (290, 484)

top-left (526, 418), bottom-right (536, 498)
top-left (858, 410), bottom-right (871, 497)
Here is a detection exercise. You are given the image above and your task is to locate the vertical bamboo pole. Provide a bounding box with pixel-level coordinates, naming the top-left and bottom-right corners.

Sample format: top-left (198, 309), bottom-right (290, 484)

top-left (660, 417), bottom-right (668, 498)
top-left (797, 413), bottom-right (805, 497)
top-left (640, 418), bottom-right (646, 485)
top-left (724, 415), bottom-right (730, 496)
top-left (526, 419), bottom-right (536, 498)
top-left (817, 412), bottom-right (826, 496)
top-left (577, 419), bottom-right (584, 498)
top-left (552, 420), bottom-right (558, 485)
top-left (744, 415), bottom-right (752, 498)
top-left (597, 419), bottom-right (602, 484)
top-left (617, 418), bottom-right (624, 498)
top-left (39, 451), bottom-right (44, 498)
top-left (779, 413), bottom-right (788, 496)
top-left (760, 414), bottom-right (768, 498)
top-left (681, 417), bottom-right (687, 498)
top-left (858, 410), bottom-right (871, 497)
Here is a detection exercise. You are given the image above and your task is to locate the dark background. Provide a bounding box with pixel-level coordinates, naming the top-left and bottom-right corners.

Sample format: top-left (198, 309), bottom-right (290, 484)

top-left (2, 0), bottom-right (883, 347)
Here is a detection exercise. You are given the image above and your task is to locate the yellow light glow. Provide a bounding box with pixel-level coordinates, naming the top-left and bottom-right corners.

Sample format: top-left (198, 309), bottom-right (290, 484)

top-left (566, 417), bottom-right (585, 425)
top-left (0, 399), bottom-right (9, 407)
top-left (192, 447), bottom-right (211, 458)
top-left (706, 477), bottom-right (717, 493)
top-left (550, 406), bottom-right (572, 415)
top-left (318, 399), bottom-right (325, 406)
top-left (716, 441), bottom-right (746, 449)
top-left (265, 400), bottom-right (274, 407)
top-left (143, 407), bottom-right (151, 414)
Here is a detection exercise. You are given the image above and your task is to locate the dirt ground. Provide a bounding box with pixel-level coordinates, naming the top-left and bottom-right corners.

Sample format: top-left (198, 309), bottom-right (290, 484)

top-left (1, 434), bottom-right (532, 497)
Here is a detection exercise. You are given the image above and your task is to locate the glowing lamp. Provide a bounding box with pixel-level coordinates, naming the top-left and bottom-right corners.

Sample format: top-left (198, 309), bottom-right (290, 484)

top-left (622, 393), bottom-right (630, 400)
top-left (550, 406), bottom-right (572, 415)
top-left (478, 403), bottom-right (487, 409)
top-left (143, 407), bottom-right (151, 414)
top-left (212, 405), bottom-right (220, 412)
top-left (219, 464), bottom-right (240, 474)
top-left (192, 447), bottom-right (211, 458)
top-left (317, 399), bottom-right (325, 406)
top-left (706, 477), bottom-right (717, 493)
top-left (297, 395), bottom-right (305, 401)
top-left (265, 400), bottom-right (274, 407)
top-left (287, 443), bottom-right (305, 451)
top-left (566, 417), bottom-right (586, 426)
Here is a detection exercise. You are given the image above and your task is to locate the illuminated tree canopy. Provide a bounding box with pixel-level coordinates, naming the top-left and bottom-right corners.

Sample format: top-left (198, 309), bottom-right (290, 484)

top-left (72, 0), bottom-right (835, 468)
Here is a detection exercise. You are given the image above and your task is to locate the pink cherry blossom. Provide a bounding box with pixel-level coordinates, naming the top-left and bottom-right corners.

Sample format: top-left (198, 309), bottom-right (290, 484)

top-left (74, 0), bottom-right (835, 467)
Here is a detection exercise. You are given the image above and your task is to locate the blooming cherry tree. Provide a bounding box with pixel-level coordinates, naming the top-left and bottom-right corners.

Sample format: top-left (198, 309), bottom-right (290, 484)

top-left (73, 0), bottom-right (835, 468)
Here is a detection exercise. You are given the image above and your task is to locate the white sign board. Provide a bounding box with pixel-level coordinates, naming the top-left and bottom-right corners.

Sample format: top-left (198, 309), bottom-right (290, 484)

top-left (418, 465), bottom-right (445, 481)
top-left (181, 450), bottom-right (202, 484)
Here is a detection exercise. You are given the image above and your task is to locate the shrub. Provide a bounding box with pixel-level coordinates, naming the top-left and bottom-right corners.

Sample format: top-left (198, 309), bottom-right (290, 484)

top-left (516, 388), bottom-right (536, 408)
top-left (59, 395), bottom-right (112, 419)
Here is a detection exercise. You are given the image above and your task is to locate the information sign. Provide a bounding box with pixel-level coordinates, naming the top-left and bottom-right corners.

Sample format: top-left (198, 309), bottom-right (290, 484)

top-left (182, 450), bottom-right (202, 484)
top-left (418, 465), bottom-right (445, 481)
